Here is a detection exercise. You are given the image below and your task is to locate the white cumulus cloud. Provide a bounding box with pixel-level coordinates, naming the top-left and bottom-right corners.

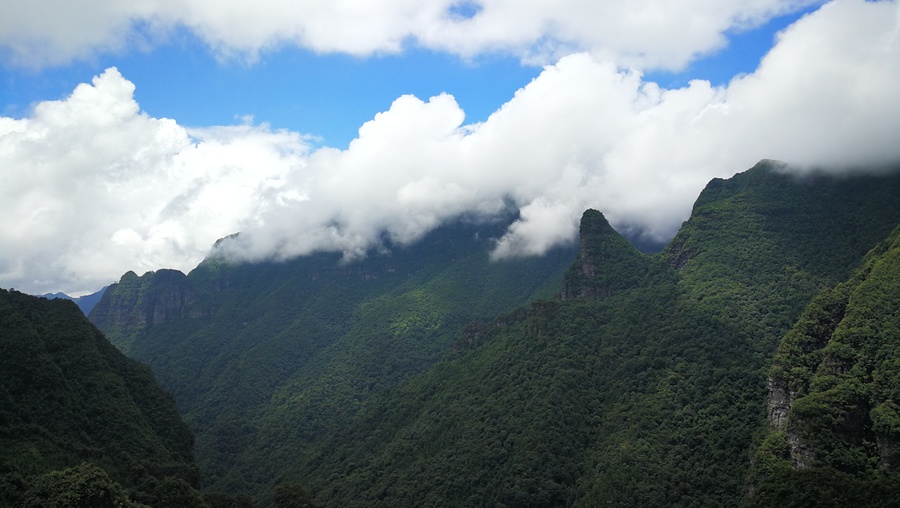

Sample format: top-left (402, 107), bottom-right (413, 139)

top-left (0, 68), bottom-right (308, 294)
top-left (1, 0), bottom-right (899, 295)
top-left (1, 0), bottom-right (819, 69)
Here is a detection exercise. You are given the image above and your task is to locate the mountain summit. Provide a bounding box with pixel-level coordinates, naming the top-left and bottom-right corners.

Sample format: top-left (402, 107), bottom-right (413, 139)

top-left (561, 209), bottom-right (649, 300)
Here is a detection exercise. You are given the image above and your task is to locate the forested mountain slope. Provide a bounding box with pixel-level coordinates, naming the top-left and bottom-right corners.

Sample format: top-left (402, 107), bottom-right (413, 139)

top-left (90, 160), bottom-right (900, 506)
top-left (90, 216), bottom-right (576, 499)
top-left (751, 224), bottom-right (900, 506)
top-left (290, 161), bottom-right (900, 506)
top-left (0, 289), bottom-right (203, 507)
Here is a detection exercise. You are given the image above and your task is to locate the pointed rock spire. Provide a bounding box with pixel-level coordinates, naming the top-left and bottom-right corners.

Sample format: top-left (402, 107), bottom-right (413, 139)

top-left (561, 209), bottom-right (649, 300)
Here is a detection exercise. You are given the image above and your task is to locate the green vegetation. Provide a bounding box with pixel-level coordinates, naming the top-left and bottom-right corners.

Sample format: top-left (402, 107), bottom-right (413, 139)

top-left (91, 215), bottom-right (576, 501)
top-left (561, 208), bottom-right (651, 299)
top-left (0, 288), bottom-right (204, 506)
top-left (87, 160), bottom-right (900, 505)
top-left (752, 224), bottom-right (900, 503)
top-left (290, 162), bottom-right (900, 506)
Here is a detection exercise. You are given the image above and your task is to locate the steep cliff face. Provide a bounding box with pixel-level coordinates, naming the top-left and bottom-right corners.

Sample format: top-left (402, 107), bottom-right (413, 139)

top-left (89, 269), bottom-right (204, 353)
top-left (752, 225), bottom-right (900, 501)
top-left (560, 209), bottom-right (649, 300)
top-left (145, 269), bottom-right (204, 324)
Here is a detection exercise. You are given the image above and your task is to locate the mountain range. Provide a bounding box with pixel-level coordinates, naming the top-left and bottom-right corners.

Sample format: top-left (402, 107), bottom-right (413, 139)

top-left (3, 159), bottom-right (899, 506)
top-left (39, 287), bottom-right (108, 316)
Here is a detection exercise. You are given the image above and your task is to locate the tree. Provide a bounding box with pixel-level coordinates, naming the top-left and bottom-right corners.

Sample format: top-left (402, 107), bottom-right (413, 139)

top-left (23, 463), bottom-right (144, 508)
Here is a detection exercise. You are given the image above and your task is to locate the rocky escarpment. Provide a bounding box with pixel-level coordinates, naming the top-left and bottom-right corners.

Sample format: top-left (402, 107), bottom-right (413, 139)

top-left (755, 225), bottom-right (900, 482)
top-left (92, 269), bottom-right (203, 326)
top-left (88, 269), bottom-right (206, 352)
top-left (763, 281), bottom-right (849, 469)
top-left (765, 376), bottom-right (816, 469)
top-left (560, 209), bottom-right (650, 300)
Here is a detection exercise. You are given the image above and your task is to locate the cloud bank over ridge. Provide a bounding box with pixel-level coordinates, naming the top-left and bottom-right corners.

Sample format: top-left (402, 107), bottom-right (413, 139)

top-left (1, 0), bottom-right (899, 295)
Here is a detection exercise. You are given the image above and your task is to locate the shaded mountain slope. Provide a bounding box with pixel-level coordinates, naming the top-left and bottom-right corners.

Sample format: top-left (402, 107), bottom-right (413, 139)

top-left (90, 216), bottom-right (577, 498)
top-left (0, 288), bottom-right (202, 506)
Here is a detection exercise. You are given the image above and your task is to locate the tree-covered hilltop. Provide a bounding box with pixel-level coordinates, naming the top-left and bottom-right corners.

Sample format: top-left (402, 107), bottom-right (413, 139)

top-left (750, 224), bottom-right (900, 506)
top-left (0, 288), bottom-right (204, 507)
top-left (89, 215), bottom-right (577, 500)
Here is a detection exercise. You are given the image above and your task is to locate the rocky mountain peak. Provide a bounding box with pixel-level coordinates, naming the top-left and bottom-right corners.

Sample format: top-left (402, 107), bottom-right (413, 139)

top-left (88, 269), bottom-right (204, 349)
top-left (560, 209), bottom-right (649, 300)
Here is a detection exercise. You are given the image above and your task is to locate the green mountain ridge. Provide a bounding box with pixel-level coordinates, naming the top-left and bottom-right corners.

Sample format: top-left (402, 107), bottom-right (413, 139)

top-left (290, 161), bottom-right (900, 506)
top-left (0, 288), bottom-right (204, 507)
top-left (88, 160), bottom-right (900, 506)
top-left (90, 215), bottom-right (578, 500)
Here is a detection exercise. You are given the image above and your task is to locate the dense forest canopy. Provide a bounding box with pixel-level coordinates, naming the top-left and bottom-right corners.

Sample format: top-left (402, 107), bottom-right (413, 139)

top-left (750, 224), bottom-right (900, 506)
top-left (90, 214), bottom-right (577, 503)
top-left (0, 288), bottom-right (203, 506)
top-left (4, 160), bottom-right (899, 506)
top-left (289, 162), bottom-right (900, 506)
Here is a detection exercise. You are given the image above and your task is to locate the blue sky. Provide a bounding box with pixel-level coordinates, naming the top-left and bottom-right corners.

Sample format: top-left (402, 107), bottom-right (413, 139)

top-left (2, 5), bottom-right (817, 149)
top-left (3, 42), bottom-right (541, 149)
top-left (2, 0), bottom-right (899, 295)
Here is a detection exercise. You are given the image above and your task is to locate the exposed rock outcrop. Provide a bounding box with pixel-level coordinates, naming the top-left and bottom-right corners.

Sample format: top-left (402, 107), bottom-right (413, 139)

top-left (766, 375), bottom-right (816, 469)
top-left (757, 224), bottom-right (900, 481)
top-left (767, 376), bottom-right (792, 430)
top-left (88, 269), bottom-right (206, 353)
top-left (560, 209), bottom-right (649, 300)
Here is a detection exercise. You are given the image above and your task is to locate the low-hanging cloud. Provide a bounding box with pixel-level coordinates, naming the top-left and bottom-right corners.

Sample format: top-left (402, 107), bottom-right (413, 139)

top-left (1, 0), bottom-right (899, 295)
top-left (1, 0), bottom-right (817, 69)
top-left (0, 69), bottom-right (308, 294)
